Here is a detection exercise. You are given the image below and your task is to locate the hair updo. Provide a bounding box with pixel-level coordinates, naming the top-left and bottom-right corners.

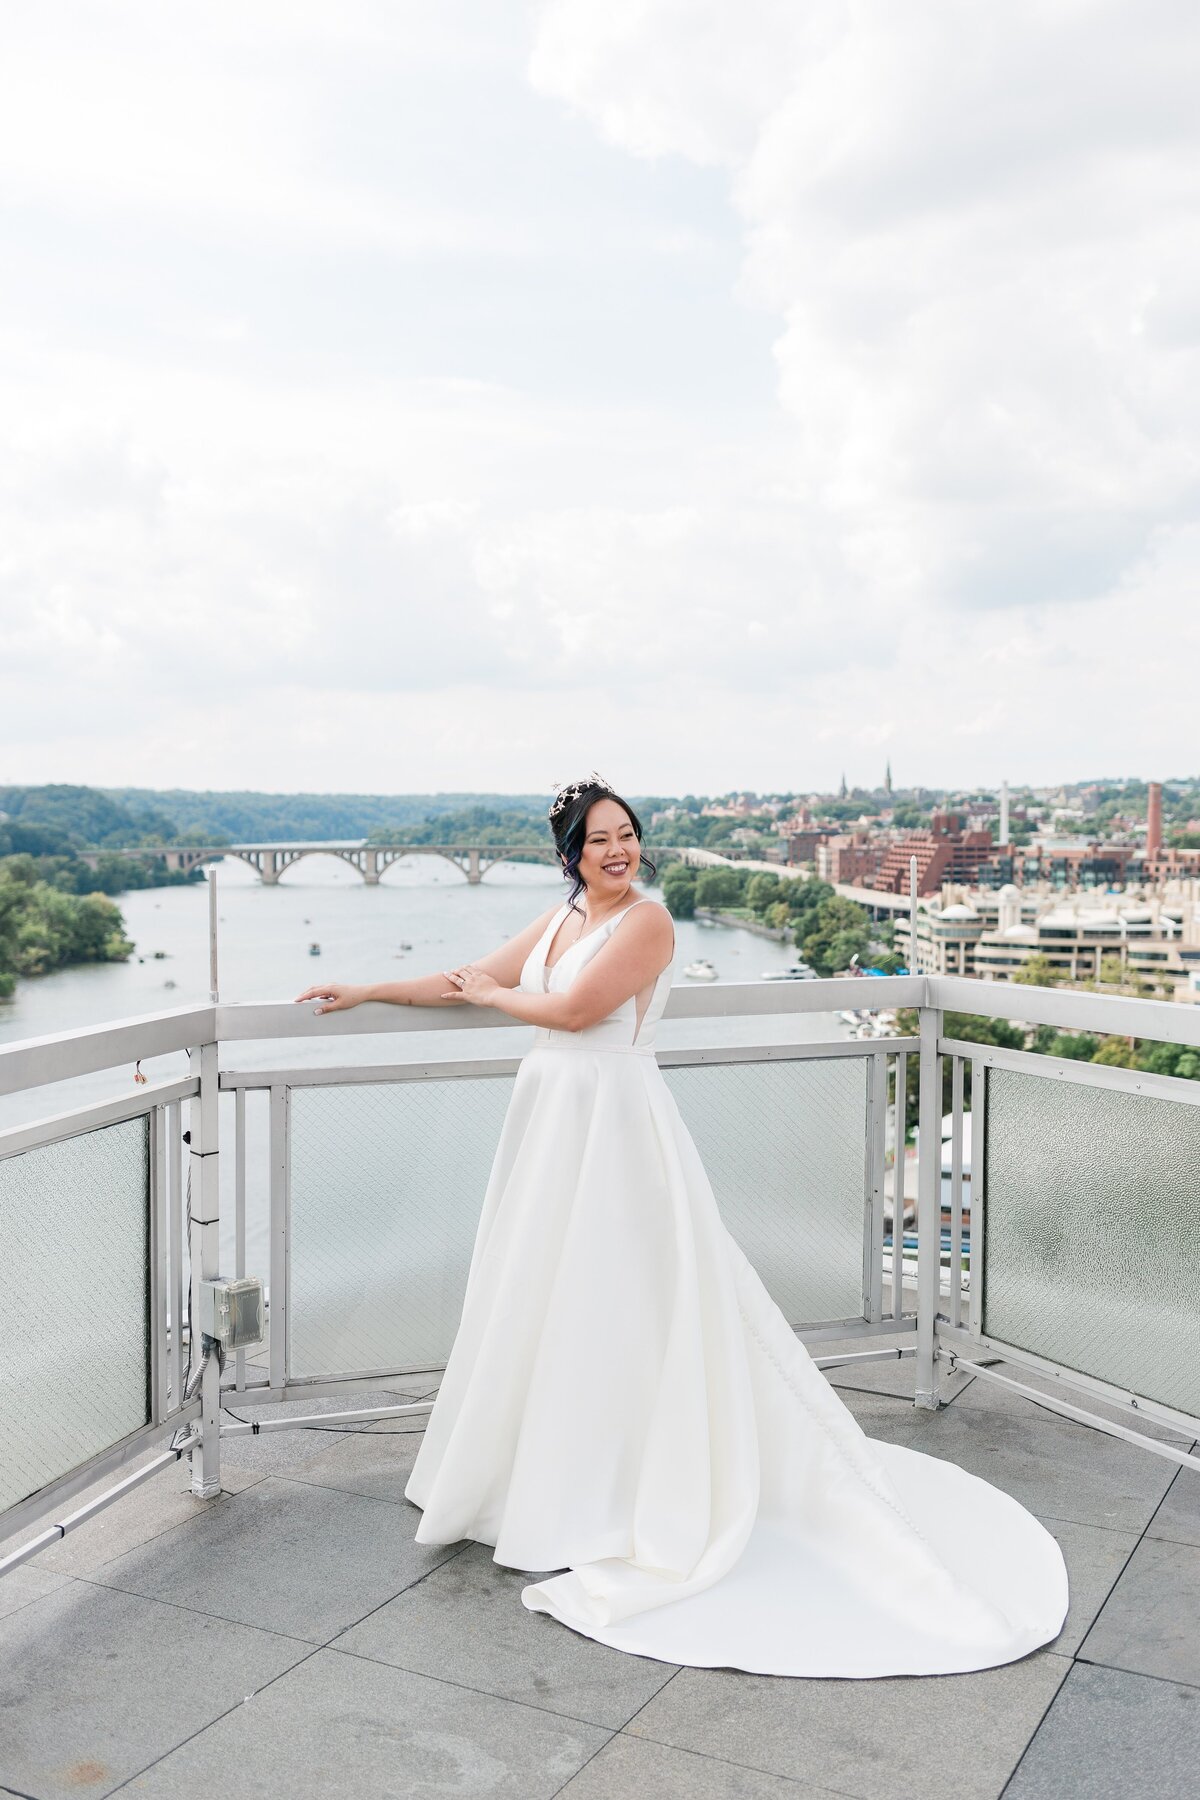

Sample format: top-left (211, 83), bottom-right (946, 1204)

top-left (548, 774), bottom-right (657, 914)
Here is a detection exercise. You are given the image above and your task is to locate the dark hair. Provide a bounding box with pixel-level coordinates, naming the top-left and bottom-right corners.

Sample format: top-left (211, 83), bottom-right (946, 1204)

top-left (548, 778), bottom-right (658, 914)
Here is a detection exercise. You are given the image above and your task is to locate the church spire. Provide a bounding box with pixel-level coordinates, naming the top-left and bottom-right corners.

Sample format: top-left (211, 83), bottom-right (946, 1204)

top-left (884, 758), bottom-right (893, 795)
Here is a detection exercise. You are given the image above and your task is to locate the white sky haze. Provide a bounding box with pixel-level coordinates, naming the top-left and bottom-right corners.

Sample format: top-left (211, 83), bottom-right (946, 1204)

top-left (2, 1), bottom-right (1197, 798)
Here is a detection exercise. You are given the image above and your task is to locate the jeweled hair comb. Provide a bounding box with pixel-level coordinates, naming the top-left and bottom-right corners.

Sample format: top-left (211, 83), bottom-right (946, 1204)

top-left (548, 772), bottom-right (613, 825)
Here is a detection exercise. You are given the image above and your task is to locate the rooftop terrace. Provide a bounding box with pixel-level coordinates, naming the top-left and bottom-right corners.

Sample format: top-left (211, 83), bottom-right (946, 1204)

top-left (2, 971), bottom-right (1198, 1797)
top-left (3, 1332), bottom-right (1197, 1800)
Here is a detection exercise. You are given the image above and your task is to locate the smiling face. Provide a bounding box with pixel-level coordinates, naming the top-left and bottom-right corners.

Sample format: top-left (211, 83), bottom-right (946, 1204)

top-left (575, 796), bottom-right (640, 898)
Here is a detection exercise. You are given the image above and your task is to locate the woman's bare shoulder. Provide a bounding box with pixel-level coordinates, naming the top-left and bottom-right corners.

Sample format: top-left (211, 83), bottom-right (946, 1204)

top-left (617, 895), bottom-right (674, 940)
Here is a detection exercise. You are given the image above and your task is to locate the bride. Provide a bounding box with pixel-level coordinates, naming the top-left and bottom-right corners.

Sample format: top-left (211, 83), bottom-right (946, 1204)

top-left (296, 774), bottom-right (1068, 1678)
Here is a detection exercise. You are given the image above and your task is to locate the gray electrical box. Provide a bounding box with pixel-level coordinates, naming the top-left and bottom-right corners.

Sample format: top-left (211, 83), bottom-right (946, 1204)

top-left (198, 1277), bottom-right (265, 1351)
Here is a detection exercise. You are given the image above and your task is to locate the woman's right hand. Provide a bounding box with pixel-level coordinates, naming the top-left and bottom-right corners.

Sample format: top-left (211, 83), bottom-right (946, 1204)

top-left (294, 983), bottom-right (364, 1015)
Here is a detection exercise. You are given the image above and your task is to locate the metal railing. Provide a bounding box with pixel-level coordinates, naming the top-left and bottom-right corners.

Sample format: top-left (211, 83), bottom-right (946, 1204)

top-left (2, 970), bottom-right (1198, 1576)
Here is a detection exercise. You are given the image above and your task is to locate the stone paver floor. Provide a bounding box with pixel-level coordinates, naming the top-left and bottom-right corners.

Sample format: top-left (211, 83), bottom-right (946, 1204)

top-left (2, 1354), bottom-right (1198, 1800)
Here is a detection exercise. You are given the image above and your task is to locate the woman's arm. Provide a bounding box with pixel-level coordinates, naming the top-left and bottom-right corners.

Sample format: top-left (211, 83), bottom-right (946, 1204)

top-left (450, 903), bottom-right (674, 1032)
top-left (294, 900), bottom-right (564, 1015)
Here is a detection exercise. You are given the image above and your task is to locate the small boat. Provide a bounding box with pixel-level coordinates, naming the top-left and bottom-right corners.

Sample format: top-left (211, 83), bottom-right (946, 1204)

top-left (398, 940), bottom-right (412, 951)
top-left (683, 957), bottom-right (718, 980)
top-left (308, 941), bottom-right (321, 956)
top-left (762, 962), bottom-right (818, 981)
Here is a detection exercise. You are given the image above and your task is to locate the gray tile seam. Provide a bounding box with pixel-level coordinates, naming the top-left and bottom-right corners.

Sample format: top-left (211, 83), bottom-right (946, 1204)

top-left (62, 1570), bottom-right (331, 1652)
top-left (1033, 1511), bottom-right (1159, 1538)
top-left (621, 1716), bottom-right (901, 1800)
top-left (624, 1726), bottom-right (871, 1800)
top-left (557, 1729), bottom-right (857, 1800)
top-left (321, 1536), bottom-right (475, 1651)
top-left (547, 1727), bottom-right (619, 1799)
top-left (104, 1643), bottom-right (327, 1797)
top-left (327, 1634), bottom-right (674, 1736)
top-left (993, 1652), bottom-right (1078, 1800)
top-left (998, 1458), bottom-right (1187, 1799)
top-left (78, 1530), bottom-right (471, 1648)
top-left (1070, 1454), bottom-right (1200, 1669)
top-left (1073, 1650), bottom-right (1200, 1693)
top-left (261, 1465), bottom-right (427, 1506)
top-left (545, 1659), bottom-right (688, 1800)
top-left (0, 1570), bottom-right (79, 1627)
top-left (1141, 1528), bottom-right (1200, 1551)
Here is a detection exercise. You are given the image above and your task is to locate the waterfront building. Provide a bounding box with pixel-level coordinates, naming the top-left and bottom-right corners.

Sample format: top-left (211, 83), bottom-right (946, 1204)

top-left (895, 882), bottom-right (1200, 993)
top-left (873, 812), bottom-right (997, 896)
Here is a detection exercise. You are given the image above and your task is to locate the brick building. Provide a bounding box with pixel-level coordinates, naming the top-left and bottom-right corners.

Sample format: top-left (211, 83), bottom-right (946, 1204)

top-left (872, 812), bottom-right (996, 896)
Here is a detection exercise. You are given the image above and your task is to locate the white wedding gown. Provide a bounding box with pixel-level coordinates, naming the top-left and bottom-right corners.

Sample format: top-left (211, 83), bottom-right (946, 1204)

top-left (404, 895), bottom-right (1069, 1676)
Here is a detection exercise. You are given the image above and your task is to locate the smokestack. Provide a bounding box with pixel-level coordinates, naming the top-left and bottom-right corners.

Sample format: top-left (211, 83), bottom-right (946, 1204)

top-left (1147, 781), bottom-right (1163, 862)
top-left (999, 779), bottom-right (1010, 847)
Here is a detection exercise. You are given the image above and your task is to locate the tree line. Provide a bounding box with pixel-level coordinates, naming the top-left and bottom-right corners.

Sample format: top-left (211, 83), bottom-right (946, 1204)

top-left (0, 859), bottom-right (132, 998)
top-left (656, 863), bottom-right (895, 978)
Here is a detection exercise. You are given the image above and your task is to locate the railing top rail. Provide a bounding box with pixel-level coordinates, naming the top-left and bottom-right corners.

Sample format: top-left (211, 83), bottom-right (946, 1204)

top-left (0, 1004), bottom-right (215, 1099)
top-left (928, 974), bottom-right (1200, 1048)
top-left (1, 971), bottom-right (1196, 1103)
top-left (0, 1074), bottom-right (201, 1159)
top-left (213, 976), bottom-right (926, 1044)
top-left (219, 1035), bottom-right (920, 1092)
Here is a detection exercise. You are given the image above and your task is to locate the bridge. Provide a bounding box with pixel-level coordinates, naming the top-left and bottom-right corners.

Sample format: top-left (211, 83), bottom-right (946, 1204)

top-left (82, 841), bottom-right (555, 886)
top-left (83, 841), bottom-right (728, 886)
top-left (84, 841), bottom-right (918, 906)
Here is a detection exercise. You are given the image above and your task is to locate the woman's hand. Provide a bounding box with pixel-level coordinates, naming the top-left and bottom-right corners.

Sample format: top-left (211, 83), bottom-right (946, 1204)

top-left (294, 982), bottom-right (365, 1015)
top-left (441, 965), bottom-right (501, 1006)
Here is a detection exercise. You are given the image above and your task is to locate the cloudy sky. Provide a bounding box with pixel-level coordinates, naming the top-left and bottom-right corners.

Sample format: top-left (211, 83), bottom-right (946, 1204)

top-left (2, 0), bottom-right (1197, 798)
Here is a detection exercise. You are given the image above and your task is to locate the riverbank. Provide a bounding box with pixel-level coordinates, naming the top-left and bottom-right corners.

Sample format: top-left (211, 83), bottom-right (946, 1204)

top-left (694, 905), bottom-right (792, 942)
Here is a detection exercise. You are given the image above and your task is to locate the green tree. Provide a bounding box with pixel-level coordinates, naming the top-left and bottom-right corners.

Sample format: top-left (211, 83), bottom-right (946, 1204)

top-left (1092, 1035), bottom-right (1136, 1068)
top-left (694, 868), bottom-right (745, 909)
top-left (1012, 954), bottom-right (1061, 987)
top-left (745, 872), bottom-right (785, 915)
top-left (0, 861), bottom-right (133, 990)
top-left (799, 896), bottom-right (870, 977)
top-left (1028, 1025), bottom-right (1100, 1062)
top-left (1137, 1040), bottom-right (1200, 1080)
top-left (68, 893), bottom-right (134, 963)
top-left (660, 863), bottom-right (698, 919)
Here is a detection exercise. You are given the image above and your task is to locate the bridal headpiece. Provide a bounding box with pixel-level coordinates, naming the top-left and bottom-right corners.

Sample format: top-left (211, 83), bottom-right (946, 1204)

top-left (548, 772), bottom-right (613, 827)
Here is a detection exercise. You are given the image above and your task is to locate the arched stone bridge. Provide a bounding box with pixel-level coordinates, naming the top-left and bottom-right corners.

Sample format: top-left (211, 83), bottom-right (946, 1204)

top-left (84, 842), bottom-right (701, 886)
top-left (85, 842), bottom-right (550, 886)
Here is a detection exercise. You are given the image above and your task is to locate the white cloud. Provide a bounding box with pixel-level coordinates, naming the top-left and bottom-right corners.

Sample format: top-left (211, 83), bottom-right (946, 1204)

top-left (1, 1), bottom-right (1197, 794)
top-left (529, 0), bottom-right (1200, 762)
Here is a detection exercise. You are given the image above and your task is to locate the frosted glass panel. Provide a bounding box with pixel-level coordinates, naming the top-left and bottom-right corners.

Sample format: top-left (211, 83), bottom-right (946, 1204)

top-left (983, 1066), bottom-right (1200, 1415)
top-left (663, 1057), bottom-right (869, 1326)
top-left (0, 1118), bottom-right (151, 1515)
top-left (288, 1077), bottom-right (515, 1378)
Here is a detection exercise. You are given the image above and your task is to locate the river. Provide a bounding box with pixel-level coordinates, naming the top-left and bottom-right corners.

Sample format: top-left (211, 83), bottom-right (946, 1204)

top-left (1, 856), bottom-right (853, 1325)
top-left (0, 853), bottom-right (847, 1124)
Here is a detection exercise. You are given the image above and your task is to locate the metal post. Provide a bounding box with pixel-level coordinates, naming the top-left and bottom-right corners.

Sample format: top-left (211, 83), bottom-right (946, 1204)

top-left (188, 1040), bottom-right (222, 1496)
top-left (914, 1001), bottom-right (944, 1408)
top-left (207, 868), bottom-right (219, 1004)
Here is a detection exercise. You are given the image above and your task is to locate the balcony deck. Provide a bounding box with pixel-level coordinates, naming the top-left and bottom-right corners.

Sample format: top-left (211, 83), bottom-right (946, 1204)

top-left (3, 1331), bottom-right (1198, 1800)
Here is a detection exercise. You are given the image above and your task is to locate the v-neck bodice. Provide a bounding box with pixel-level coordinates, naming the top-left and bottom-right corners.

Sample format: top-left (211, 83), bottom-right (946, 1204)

top-left (520, 895), bottom-right (675, 1053)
